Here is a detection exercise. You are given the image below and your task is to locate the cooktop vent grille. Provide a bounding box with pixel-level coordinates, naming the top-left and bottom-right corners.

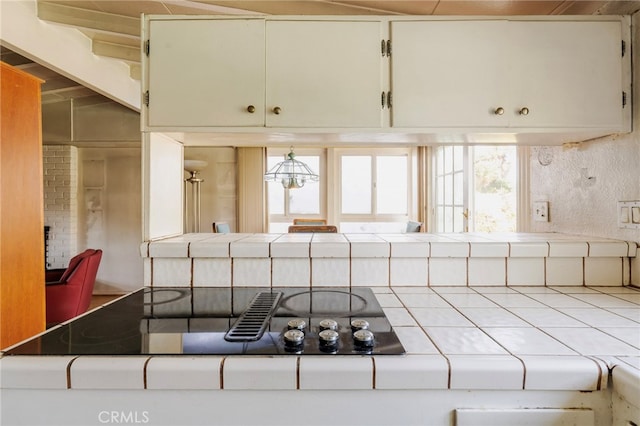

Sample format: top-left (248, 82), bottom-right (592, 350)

top-left (224, 292), bottom-right (283, 342)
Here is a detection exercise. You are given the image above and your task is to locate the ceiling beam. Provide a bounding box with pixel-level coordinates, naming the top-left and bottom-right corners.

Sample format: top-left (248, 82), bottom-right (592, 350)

top-left (1, 0), bottom-right (141, 111)
top-left (92, 40), bottom-right (141, 63)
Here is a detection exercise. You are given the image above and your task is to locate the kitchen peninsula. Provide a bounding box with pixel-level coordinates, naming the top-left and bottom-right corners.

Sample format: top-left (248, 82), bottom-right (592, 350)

top-left (2, 232), bottom-right (638, 425)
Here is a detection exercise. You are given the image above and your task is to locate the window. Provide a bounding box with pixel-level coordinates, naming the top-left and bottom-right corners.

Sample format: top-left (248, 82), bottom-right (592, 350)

top-left (433, 146), bottom-right (517, 232)
top-left (337, 148), bottom-right (413, 233)
top-left (266, 148), bottom-right (324, 233)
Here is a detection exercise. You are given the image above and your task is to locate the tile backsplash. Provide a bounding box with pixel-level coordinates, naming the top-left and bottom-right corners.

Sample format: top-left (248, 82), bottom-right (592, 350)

top-left (141, 233), bottom-right (638, 288)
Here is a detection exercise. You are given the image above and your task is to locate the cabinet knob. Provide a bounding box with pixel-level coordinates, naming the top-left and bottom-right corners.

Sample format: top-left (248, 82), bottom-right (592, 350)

top-left (494, 107), bottom-right (504, 116)
top-left (273, 106), bottom-right (282, 115)
top-left (246, 105), bottom-right (255, 113)
top-left (519, 107), bottom-right (530, 116)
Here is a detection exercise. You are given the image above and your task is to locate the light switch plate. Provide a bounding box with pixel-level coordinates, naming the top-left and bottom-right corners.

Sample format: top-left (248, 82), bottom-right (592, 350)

top-left (533, 201), bottom-right (549, 222)
top-left (617, 201), bottom-right (640, 229)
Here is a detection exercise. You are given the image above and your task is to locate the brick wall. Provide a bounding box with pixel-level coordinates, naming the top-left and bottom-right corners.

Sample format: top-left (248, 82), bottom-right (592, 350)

top-left (43, 145), bottom-right (78, 269)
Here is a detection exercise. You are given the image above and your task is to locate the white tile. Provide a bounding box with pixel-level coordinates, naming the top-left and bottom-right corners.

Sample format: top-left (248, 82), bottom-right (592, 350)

top-left (456, 308), bottom-right (531, 327)
top-left (299, 357), bottom-right (373, 389)
top-left (584, 257), bottom-right (623, 286)
top-left (423, 327), bottom-right (508, 355)
top-left (192, 258), bottom-right (231, 287)
top-left (542, 328), bottom-right (639, 356)
top-left (506, 258), bottom-right (545, 286)
top-left (527, 293), bottom-right (593, 308)
top-left (439, 293), bottom-right (498, 308)
top-left (598, 328), bottom-right (640, 347)
top-left (382, 307), bottom-right (418, 326)
top-left (393, 326), bottom-right (441, 354)
top-left (455, 408), bottom-right (594, 425)
top-left (349, 241), bottom-right (390, 258)
top-left (189, 240), bottom-right (230, 257)
top-left (545, 258), bottom-right (583, 286)
top-left (468, 258), bottom-right (506, 286)
top-left (469, 242), bottom-right (509, 257)
top-left (611, 364), bottom-right (640, 411)
top-left (569, 293), bottom-right (638, 308)
top-left (139, 242), bottom-right (149, 257)
top-left (351, 258), bottom-right (389, 286)
top-left (70, 357), bottom-right (148, 389)
top-left (508, 242), bottom-right (549, 257)
top-left (482, 293), bottom-right (546, 308)
top-left (389, 258), bottom-right (427, 286)
top-left (606, 308), bottom-right (640, 322)
top-left (374, 293), bottom-right (403, 308)
top-left (448, 355), bottom-right (523, 389)
top-left (310, 234), bottom-right (350, 257)
top-left (411, 308), bottom-right (475, 327)
top-left (271, 258), bottom-right (311, 287)
top-left (230, 241), bottom-right (270, 258)
top-left (548, 242), bottom-right (588, 257)
top-left (152, 258), bottom-right (191, 287)
top-left (146, 356), bottom-right (222, 389)
top-left (0, 356), bottom-right (74, 389)
top-left (311, 258), bottom-right (350, 287)
top-left (482, 328), bottom-right (576, 355)
top-left (429, 258), bottom-right (467, 286)
top-left (430, 242), bottom-right (470, 257)
top-left (270, 241), bottom-right (310, 258)
top-left (223, 357), bottom-right (297, 390)
top-left (148, 241), bottom-right (189, 257)
top-left (232, 258), bottom-right (271, 287)
top-left (588, 241), bottom-right (630, 257)
top-left (508, 308), bottom-right (586, 327)
top-left (389, 241), bottom-right (430, 258)
top-left (391, 286), bottom-right (435, 294)
top-left (397, 293), bottom-right (450, 308)
top-left (143, 257), bottom-right (152, 286)
top-left (374, 355), bottom-right (449, 389)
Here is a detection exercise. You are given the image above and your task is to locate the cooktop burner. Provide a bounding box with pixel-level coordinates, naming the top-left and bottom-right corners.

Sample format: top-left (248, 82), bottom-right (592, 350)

top-left (5, 287), bottom-right (405, 356)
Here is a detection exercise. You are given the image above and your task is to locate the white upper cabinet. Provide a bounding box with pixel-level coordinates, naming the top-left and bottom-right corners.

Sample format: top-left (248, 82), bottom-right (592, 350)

top-left (508, 21), bottom-right (622, 128)
top-left (146, 19), bottom-right (265, 127)
top-left (266, 20), bottom-right (383, 128)
top-left (391, 20), bottom-right (509, 127)
top-left (391, 19), bottom-right (624, 129)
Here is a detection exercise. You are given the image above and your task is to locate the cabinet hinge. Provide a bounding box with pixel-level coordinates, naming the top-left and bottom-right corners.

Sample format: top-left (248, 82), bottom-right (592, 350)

top-left (621, 40), bottom-right (626, 57)
top-left (381, 39), bottom-right (391, 57)
top-left (387, 91), bottom-right (392, 108)
top-left (145, 40), bottom-right (150, 56)
top-left (144, 90), bottom-right (150, 107)
top-left (622, 91), bottom-right (627, 108)
top-left (381, 91), bottom-right (392, 109)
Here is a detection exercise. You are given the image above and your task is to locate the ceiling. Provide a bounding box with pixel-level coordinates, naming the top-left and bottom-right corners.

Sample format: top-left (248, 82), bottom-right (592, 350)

top-left (2, 0), bottom-right (640, 111)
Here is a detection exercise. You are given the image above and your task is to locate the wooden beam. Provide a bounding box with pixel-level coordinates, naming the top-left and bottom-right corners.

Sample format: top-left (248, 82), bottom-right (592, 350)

top-left (37, 1), bottom-right (140, 37)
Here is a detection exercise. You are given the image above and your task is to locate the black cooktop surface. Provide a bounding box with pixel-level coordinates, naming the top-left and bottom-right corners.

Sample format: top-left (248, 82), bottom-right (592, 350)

top-left (5, 287), bottom-right (405, 356)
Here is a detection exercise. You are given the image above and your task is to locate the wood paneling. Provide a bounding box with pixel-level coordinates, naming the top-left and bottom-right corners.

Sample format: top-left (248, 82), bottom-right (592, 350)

top-left (1, 62), bottom-right (45, 349)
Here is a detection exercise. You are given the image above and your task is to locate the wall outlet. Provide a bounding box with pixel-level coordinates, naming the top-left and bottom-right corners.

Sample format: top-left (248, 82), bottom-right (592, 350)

top-left (533, 201), bottom-right (549, 222)
top-left (618, 200), bottom-right (640, 229)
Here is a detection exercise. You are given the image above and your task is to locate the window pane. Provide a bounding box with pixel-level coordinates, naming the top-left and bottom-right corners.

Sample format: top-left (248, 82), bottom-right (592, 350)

top-left (342, 156), bottom-right (371, 214)
top-left (453, 171), bottom-right (463, 205)
top-left (443, 146), bottom-right (453, 174)
top-left (453, 145), bottom-right (463, 171)
top-left (376, 156), bottom-right (407, 215)
top-left (444, 173), bottom-right (453, 205)
top-left (289, 156), bottom-right (320, 214)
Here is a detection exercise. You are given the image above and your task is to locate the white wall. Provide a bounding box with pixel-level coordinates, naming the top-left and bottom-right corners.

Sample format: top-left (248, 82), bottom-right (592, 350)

top-left (183, 147), bottom-right (237, 233)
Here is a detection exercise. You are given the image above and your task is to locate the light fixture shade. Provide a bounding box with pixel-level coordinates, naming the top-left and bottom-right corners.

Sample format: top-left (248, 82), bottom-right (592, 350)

top-left (264, 148), bottom-right (319, 189)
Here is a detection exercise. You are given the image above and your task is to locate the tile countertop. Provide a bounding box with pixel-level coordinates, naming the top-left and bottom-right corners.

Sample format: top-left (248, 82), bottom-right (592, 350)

top-left (2, 285), bottom-right (638, 394)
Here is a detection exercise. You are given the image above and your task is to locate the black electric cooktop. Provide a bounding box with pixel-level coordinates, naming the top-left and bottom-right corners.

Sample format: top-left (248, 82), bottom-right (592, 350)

top-left (5, 287), bottom-right (405, 356)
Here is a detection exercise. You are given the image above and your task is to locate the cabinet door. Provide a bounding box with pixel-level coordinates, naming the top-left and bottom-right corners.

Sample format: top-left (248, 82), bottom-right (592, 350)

top-left (147, 19), bottom-right (265, 127)
top-left (509, 21), bottom-right (622, 128)
top-left (391, 21), bottom-right (509, 128)
top-left (266, 21), bottom-right (382, 128)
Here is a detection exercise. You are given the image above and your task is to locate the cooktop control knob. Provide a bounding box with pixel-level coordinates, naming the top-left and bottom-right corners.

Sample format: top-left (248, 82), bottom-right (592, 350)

top-left (283, 329), bottom-right (305, 348)
top-left (350, 319), bottom-right (369, 332)
top-left (319, 319), bottom-right (338, 331)
top-left (287, 318), bottom-right (306, 332)
top-left (353, 329), bottom-right (374, 349)
top-left (319, 329), bottom-right (339, 345)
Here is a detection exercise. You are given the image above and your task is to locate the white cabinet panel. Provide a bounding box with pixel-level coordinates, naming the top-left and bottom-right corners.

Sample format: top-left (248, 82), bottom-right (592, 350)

top-left (509, 21), bottom-right (622, 128)
top-left (391, 20), bottom-right (623, 129)
top-left (391, 20), bottom-right (509, 127)
top-left (266, 20), bottom-right (383, 128)
top-left (147, 19), bottom-right (265, 127)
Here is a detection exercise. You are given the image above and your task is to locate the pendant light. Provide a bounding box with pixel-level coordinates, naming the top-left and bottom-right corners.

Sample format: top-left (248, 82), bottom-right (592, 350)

top-left (264, 147), bottom-right (319, 189)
